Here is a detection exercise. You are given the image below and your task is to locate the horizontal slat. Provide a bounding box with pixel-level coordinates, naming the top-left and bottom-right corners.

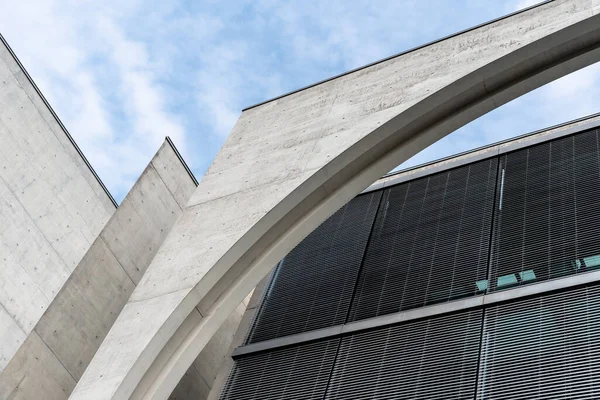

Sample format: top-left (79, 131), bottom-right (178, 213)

top-left (247, 191), bottom-right (381, 343)
top-left (478, 283), bottom-right (600, 399)
top-left (490, 129), bottom-right (600, 292)
top-left (220, 339), bottom-right (339, 400)
top-left (349, 158), bottom-right (497, 321)
top-left (224, 126), bottom-right (600, 400)
top-left (326, 310), bottom-right (482, 399)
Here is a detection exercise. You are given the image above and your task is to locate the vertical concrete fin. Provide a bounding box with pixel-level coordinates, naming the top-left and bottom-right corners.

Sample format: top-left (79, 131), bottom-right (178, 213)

top-left (0, 140), bottom-right (196, 400)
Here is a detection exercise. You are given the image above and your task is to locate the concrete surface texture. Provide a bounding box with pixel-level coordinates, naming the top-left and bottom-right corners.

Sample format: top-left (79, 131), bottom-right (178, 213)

top-left (0, 140), bottom-right (197, 400)
top-left (203, 274), bottom-right (271, 400)
top-left (169, 295), bottom-right (251, 400)
top-left (72, 2), bottom-right (600, 399)
top-left (0, 36), bottom-right (115, 373)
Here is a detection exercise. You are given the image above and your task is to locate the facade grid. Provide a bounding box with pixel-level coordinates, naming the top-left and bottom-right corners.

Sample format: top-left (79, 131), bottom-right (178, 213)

top-left (222, 125), bottom-right (600, 400)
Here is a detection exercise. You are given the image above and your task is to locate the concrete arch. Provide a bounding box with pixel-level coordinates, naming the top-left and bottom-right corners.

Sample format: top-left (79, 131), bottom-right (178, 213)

top-left (71, 2), bottom-right (600, 399)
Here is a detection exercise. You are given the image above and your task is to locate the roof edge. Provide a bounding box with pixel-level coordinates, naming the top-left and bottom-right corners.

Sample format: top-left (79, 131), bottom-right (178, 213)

top-left (0, 33), bottom-right (118, 208)
top-left (165, 136), bottom-right (199, 186)
top-left (362, 111), bottom-right (600, 194)
top-left (242, 1), bottom-right (554, 112)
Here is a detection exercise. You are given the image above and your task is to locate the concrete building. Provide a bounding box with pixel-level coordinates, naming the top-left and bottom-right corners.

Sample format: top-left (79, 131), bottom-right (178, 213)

top-left (72, 2), bottom-right (600, 399)
top-left (1, 1), bottom-right (600, 399)
top-left (218, 112), bottom-right (600, 399)
top-left (0, 35), bottom-right (245, 400)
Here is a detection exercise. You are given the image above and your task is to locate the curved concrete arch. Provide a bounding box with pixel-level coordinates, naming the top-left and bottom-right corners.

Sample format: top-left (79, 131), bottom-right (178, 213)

top-left (71, 2), bottom-right (600, 399)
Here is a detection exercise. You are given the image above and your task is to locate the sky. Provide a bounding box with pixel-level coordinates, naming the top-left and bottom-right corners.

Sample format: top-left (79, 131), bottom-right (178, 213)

top-left (1, 0), bottom-right (599, 203)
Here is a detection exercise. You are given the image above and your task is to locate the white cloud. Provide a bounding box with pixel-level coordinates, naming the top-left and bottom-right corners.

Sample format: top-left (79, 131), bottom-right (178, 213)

top-left (0, 0), bottom-right (193, 200)
top-left (399, 60), bottom-right (600, 173)
top-left (1, 0), bottom-right (598, 200)
top-left (97, 18), bottom-right (188, 157)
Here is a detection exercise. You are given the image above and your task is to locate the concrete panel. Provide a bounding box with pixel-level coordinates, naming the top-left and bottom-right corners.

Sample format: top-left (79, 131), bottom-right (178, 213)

top-left (73, 2), bottom-right (600, 399)
top-left (192, 300), bottom-right (248, 389)
top-left (35, 239), bottom-right (134, 380)
top-left (0, 140), bottom-right (199, 399)
top-left (205, 274), bottom-right (272, 400)
top-left (0, 37), bottom-right (116, 215)
top-left (69, 239), bottom-right (135, 328)
top-left (0, 180), bottom-right (70, 301)
top-left (0, 66), bottom-right (94, 268)
top-left (100, 141), bottom-right (191, 284)
top-left (151, 140), bottom-right (197, 209)
top-left (0, 34), bottom-right (116, 372)
top-left (169, 366), bottom-right (210, 400)
top-left (35, 282), bottom-right (110, 381)
top-left (0, 332), bottom-right (76, 400)
top-left (0, 240), bottom-right (48, 334)
top-left (0, 307), bottom-right (26, 371)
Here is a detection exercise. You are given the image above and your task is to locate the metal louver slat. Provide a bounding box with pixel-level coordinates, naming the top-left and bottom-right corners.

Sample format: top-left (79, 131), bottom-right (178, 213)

top-left (247, 191), bottom-right (382, 343)
top-left (349, 158), bottom-right (497, 321)
top-left (220, 339), bottom-right (340, 400)
top-left (478, 284), bottom-right (600, 399)
top-left (326, 310), bottom-right (482, 400)
top-left (490, 129), bottom-right (600, 292)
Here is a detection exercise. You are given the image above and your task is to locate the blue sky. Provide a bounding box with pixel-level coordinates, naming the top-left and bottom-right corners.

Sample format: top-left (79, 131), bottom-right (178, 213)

top-left (1, 0), bottom-right (599, 202)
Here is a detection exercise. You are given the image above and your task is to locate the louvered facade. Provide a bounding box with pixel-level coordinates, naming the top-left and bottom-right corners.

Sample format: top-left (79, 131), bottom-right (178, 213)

top-left (247, 191), bottom-right (382, 343)
top-left (221, 122), bottom-right (600, 400)
top-left (350, 158), bottom-right (497, 321)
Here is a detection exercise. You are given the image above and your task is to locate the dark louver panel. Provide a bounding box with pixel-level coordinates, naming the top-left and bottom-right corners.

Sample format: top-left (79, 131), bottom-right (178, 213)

top-left (247, 192), bottom-right (381, 343)
top-left (349, 159), bottom-right (497, 321)
top-left (326, 310), bottom-right (482, 400)
top-left (490, 129), bottom-right (600, 292)
top-left (220, 339), bottom-right (339, 400)
top-left (478, 284), bottom-right (600, 399)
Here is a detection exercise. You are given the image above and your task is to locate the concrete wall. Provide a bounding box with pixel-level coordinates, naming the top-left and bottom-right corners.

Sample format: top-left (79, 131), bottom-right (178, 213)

top-left (0, 36), bottom-right (115, 371)
top-left (170, 298), bottom-right (251, 400)
top-left (203, 274), bottom-right (272, 400)
top-left (207, 113), bottom-right (600, 399)
top-left (0, 140), bottom-right (196, 400)
top-left (71, 3), bottom-right (600, 399)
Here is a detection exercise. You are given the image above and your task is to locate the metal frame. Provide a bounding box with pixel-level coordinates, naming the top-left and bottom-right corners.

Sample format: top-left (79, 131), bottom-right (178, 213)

top-left (165, 136), bottom-right (199, 186)
top-left (233, 269), bottom-right (600, 358)
top-left (362, 112), bottom-right (600, 194)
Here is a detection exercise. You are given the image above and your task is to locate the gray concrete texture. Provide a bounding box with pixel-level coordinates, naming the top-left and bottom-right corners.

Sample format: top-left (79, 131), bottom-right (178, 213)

top-left (204, 274), bottom-right (271, 400)
top-left (170, 296), bottom-right (250, 400)
top-left (72, 2), bottom-right (600, 399)
top-left (0, 140), bottom-right (198, 399)
top-left (0, 36), bottom-right (115, 372)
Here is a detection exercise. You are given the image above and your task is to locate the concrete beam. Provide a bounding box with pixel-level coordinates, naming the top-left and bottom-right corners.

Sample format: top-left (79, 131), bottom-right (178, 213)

top-left (0, 35), bottom-right (116, 212)
top-left (72, 2), bottom-right (600, 399)
top-left (0, 140), bottom-right (196, 399)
